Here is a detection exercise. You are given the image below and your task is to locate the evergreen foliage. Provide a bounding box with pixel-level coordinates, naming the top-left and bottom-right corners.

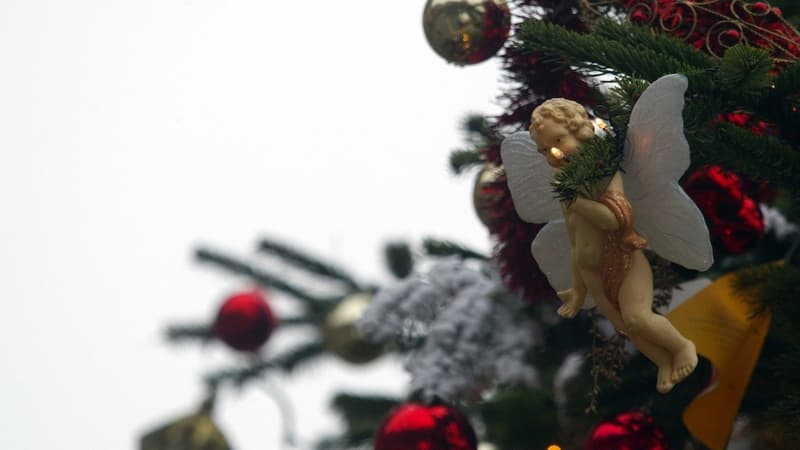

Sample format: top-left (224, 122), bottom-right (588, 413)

top-left (552, 135), bottom-right (623, 204)
top-left (517, 20), bottom-right (707, 80)
top-left (383, 241), bottom-right (414, 279)
top-left (422, 237), bottom-right (488, 260)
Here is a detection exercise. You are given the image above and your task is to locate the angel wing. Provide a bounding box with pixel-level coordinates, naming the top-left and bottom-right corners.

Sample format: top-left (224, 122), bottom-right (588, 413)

top-left (622, 74), bottom-right (713, 271)
top-left (500, 131), bottom-right (561, 224)
top-left (531, 220), bottom-right (596, 309)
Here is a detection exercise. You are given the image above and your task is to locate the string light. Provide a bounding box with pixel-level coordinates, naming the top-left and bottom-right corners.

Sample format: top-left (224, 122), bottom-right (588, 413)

top-left (593, 118), bottom-right (608, 130)
top-left (547, 445), bottom-right (562, 450)
top-left (549, 147), bottom-right (565, 160)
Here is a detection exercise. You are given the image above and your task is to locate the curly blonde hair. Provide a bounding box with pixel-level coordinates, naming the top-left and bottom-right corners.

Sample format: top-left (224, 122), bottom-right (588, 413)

top-left (529, 98), bottom-right (594, 142)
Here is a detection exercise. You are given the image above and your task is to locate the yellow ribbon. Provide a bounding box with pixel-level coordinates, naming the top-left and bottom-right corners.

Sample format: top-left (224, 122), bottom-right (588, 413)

top-left (666, 272), bottom-right (771, 450)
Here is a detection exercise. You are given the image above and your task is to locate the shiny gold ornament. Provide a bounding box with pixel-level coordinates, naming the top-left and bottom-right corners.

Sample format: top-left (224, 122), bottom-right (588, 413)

top-left (472, 163), bottom-right (501, 227)
top-left (422, 0), bottom-right (511, 65)
top-left (323, 293), bottom-right (384, 364)
top-left (140, 396), bottom-right (231, 450)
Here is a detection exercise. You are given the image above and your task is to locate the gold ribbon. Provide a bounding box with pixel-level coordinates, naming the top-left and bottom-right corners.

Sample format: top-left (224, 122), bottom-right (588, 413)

top-left (666, 272), bottom-right (771, 450)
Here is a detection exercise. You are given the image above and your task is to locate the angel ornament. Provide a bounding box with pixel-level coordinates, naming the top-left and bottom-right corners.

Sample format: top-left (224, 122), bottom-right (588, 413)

top-left (501, 74), bottom-right (713, 393)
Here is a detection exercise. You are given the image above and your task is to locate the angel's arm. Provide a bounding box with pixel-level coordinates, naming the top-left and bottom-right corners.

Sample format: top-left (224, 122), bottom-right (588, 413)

top-left (566, 198), bottom-right (619, 231)
top-left (563, 172), bottom-right (623, 231)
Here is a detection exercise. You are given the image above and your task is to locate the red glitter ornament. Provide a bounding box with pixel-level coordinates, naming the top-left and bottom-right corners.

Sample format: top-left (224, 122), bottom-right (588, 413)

top-left (213, 289), bottom-right (278, 352)
top-left (586, 411), bottom-right (669, 450)
top-left (374, 403), bottom-right (478, 450)
top-left (683, 165), bottom-right (765, 253)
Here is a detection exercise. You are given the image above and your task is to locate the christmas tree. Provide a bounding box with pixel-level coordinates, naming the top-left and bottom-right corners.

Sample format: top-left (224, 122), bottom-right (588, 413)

top-left (143, 1), bottom-right (800, 449)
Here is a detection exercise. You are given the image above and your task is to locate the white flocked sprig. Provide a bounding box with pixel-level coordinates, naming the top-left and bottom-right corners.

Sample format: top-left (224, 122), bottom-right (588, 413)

top-left (358, 258), bottom-right (540, 402)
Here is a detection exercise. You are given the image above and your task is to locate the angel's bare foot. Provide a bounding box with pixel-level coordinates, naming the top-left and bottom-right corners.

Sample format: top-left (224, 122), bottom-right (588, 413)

top-left (671, 340), bottom-right (697, 384)
top-left (557, 289), bottom-right (584, 318)
top-left (657, 364), bottom-right (675, 394)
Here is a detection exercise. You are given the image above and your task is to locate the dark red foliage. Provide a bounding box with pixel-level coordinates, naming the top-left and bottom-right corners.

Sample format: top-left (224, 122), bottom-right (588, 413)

top-left (683, 165), bottom-right (765, 253)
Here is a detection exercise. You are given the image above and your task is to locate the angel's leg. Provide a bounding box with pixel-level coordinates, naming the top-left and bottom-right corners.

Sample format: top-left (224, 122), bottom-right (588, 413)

top-left (581, 272), bottom-right (675, 393)
top-left (617, 252), bottom-right (697, 385)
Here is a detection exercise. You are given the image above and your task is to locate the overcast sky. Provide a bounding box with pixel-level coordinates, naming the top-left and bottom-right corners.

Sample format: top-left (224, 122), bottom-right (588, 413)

top-left (0, 1), bottom-right (503, 449)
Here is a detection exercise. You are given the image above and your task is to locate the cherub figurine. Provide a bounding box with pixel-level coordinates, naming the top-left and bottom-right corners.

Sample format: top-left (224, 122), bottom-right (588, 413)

top-left (501, 74), bottom-right (713, 393)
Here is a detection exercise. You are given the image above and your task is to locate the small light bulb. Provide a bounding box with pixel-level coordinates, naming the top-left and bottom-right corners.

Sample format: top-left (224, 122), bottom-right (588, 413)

top-left (547, 445), bottom-right (562, 450)
top-left (550, 147), bottom-right (565, 160)
top-left (594, 118), bottom-right (608, 130)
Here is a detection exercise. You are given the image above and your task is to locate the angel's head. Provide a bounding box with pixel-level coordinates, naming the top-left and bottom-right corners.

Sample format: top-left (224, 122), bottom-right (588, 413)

top-left (529, 98), bottom-right (594, 168)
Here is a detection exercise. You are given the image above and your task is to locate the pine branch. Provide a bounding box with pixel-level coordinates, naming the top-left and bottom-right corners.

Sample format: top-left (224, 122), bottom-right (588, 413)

top-left (204, 341), bottom-right (326, 387)
top-left (278, 316), bottom-right (317, 327)
top-left (384, 241), bottom-right (414, 279)
top-left (552, 136), bottom-right (622, 204)
top-left (717, 44), bottom-right (773, 102)
top-left (257, 237), bottom-right (362, 291)
top-left (772, 61), bottom-right (800, 98)
top-left (593, 20), bottom-right (713, 71)
top-left (330, 393), bottom-right (400, 418)
top-left (165, 323), bottom-right (214, 343)
top-left (315, 394), bottom-right (400, 450)
top-left (516, 20), bottom-right (705, 82)
top-left (195, 247), bottom-right (335, 310)
top-left (699, 123), bottom-right (800, 195)
top-left (422, 238), bottom-right (488, 260)
top-left (605, 76), bottom-right (649, 134)
top-left (449, 149), bottom-right (483, 174)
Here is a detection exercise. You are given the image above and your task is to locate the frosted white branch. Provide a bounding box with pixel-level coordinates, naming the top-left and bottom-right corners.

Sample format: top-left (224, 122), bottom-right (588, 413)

top-left (358, 259), bottom-right (540, 402)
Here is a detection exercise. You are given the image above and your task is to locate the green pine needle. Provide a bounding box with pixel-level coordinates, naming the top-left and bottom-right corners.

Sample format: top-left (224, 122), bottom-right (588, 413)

top-left (594, 20), bottom-right (713, 71)
top-left (517, 20), bottom-right (704, 81)
top-left (552, 136), bottom-right (623, 204)
top-left (718, 44), bottom-right (773, 100)
top-left (449, 149), bottom-right (483, 174)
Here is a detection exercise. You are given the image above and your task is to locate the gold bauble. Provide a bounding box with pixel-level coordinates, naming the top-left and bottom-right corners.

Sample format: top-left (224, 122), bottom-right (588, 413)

top-left (140, 397), bottom-right (231, 450)
top-left (323, 293), bottom-right (384, 364)
top-left (473, 163), bottom-right (502, 227)
top-left (422, 0), bottom-right (511, 65)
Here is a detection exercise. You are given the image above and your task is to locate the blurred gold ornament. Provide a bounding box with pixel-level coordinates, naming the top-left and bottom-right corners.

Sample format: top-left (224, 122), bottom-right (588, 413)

top-left (323, 293), bottom-right (384, 364)
top-left (473, 163), bottom-right (501, 226)
top-left (140, 396), bottom-right (231, 450)
top-left (422, 0), bottom-right (511, 65)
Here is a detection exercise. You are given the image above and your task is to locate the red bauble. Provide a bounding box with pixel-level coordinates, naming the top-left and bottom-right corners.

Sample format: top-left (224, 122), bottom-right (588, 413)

top-left (683, 165), bottom-right (765, 253)
top-left (213, 290), bottom-right (277, 352)
top-left (374, 403), bottom-right (477, 450)
top-left (586, 411), bottom-right (669, 450)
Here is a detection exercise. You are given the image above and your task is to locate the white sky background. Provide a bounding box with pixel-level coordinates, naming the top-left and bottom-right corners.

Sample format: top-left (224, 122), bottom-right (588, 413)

top-left (0, 1), bottom-right (503, 449)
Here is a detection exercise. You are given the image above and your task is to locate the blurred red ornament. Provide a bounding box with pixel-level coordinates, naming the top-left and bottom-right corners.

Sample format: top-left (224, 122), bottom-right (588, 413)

top-left (374, 403), bottom-right (477, 450)
top-left (213, 290), bottom-right (277, 352)
top-left (586, 411), bottom-right (669, 450)
top-left (683, 165), bottom-right (765, 253)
